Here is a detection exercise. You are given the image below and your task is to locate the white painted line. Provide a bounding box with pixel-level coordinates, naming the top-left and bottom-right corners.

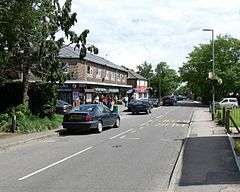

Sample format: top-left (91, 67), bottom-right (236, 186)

top-left (172, 123), bottom-right (176, 128)
top-left (131, 130), bottom-right (136, 133)
top-left (182, 124), bottom-right (185, 128)
top-left (124, 137), bottom-right (140, 140)
top-left (109, 129), bottom-right (133, 140)
top-left (147, 120), bottom-right (153, 123)
top-left (139, 127), bottom-right (145, 130)
top-left (18, 146), bottom-right (93, 181)
top-left (120, 135), bottom-right (126, 139)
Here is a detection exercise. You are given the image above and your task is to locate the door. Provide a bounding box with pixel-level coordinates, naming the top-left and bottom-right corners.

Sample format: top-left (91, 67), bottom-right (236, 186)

top-left (98, 105), bottom-right (111, 126)
top-left (102, 105), bottom-right (114, 126)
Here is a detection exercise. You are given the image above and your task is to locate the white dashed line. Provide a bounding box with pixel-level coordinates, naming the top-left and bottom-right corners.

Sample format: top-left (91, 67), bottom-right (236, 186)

top-left (109, 129), bottom-right (134, 140)
top-left (18, 146), bottom-right (93, 181)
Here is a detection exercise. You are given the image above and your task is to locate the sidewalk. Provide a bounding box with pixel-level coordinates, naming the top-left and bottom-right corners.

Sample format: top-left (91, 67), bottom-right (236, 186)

top-left (174, 108), bottom-right (240, 192)
top-left (0, 128), bottom-right (59, 150)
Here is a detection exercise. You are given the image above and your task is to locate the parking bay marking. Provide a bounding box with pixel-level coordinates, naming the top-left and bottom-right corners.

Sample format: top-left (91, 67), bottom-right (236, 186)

top-left (109, 129), bottom-right (134, 140)
top-left (18, 146), bottom-right (93, 181)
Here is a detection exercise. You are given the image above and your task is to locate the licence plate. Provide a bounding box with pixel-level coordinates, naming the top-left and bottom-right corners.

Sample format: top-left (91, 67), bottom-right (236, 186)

top-left (70, 115), bottom-right (82, 121)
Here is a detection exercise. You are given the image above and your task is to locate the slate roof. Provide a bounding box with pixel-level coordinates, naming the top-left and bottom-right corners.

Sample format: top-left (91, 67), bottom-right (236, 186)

top-left (121, 66), bottom-right (147, 80)
top-left (59, 46), bottom-right (127, 72)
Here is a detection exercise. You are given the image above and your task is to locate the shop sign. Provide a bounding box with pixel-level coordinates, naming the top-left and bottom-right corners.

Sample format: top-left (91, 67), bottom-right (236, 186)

top-left (84, 89), bottom-right (95, 93)
top-left (95, 88), bottom-right (107, 93)
top-left (109, 88), bottom-right (119, 93)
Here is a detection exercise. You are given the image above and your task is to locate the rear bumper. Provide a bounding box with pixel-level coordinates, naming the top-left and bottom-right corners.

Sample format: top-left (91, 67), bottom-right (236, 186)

top-left (62, 121), bottom-right (98, 130)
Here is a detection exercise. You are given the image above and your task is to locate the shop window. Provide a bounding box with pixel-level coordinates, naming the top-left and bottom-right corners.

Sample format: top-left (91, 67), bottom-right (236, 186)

top-left (105, 71), bottom-right (109, 80)
top-left (111, 72), bottom-right (116, 81)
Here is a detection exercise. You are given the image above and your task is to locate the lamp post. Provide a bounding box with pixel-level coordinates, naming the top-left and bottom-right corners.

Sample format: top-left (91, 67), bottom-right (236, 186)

top-left (203, 28), bottom-right (215, 120)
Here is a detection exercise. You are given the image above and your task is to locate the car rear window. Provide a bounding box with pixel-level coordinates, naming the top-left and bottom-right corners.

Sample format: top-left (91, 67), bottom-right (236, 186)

top-left (74, 105), bottom-right (96, 112)
top-left (230, 99), bottom-right (237, 102)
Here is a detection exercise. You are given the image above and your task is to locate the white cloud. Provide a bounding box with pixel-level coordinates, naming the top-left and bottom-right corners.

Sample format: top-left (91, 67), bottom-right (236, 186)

top-left (68, 0), bottom-right (240, 70)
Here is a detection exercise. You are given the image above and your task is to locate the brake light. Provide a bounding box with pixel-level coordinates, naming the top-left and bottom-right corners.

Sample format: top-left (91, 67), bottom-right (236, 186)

top-left (84, 115), bottom-right (93, 122)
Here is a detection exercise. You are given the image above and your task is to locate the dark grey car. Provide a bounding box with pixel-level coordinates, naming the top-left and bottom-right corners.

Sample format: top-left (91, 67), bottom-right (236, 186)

top-left (62, 104), bottom-right (120, 133)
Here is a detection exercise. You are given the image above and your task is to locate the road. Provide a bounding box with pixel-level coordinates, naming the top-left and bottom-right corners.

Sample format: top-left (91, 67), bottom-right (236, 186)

top-left (0, 106), bottom-right (193, 192)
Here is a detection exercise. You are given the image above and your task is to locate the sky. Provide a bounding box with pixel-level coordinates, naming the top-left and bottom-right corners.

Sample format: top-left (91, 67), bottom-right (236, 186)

top-left (66, 0), bottom-right (240, 70)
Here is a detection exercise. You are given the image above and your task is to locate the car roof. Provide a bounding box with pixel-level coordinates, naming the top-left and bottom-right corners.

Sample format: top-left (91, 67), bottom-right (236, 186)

top-left (222, 98), bottom-right (237, 100)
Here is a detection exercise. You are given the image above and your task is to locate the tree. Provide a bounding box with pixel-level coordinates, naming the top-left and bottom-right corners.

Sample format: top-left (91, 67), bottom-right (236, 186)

top-left (0, 0), bottom-right (97, 104)
top-left (179, 35), bottom-right (240, 102)
top-left (136, 61), bottom-right (153, 80)
top-left (151, 62), bottom-right (180, 97)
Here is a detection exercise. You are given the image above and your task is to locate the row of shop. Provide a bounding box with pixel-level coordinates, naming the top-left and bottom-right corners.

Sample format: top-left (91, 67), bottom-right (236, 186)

top-left (58, 81), bottom-right (133, 107)
top-left (58, 80), bottom-right (150, 107)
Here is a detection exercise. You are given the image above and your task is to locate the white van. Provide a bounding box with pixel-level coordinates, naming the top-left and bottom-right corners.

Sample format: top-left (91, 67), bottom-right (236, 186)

top-left (218, 98), bottom-right (238, 108)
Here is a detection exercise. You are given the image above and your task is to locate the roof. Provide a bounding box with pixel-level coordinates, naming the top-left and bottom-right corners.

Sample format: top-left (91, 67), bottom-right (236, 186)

top-left (127, 70), bottom-right (147, 80)
top-left (59, 46), bottom-right (127, 72)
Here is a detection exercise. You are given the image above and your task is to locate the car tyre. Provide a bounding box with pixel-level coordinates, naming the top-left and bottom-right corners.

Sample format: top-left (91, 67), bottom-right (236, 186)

top-left (97, 121), bottom-right (103, 133)
top-left (113, 118), bottom-right (120, 128)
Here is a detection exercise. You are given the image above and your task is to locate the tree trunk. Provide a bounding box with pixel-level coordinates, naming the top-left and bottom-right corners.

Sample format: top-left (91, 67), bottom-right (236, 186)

top-left (22, 64), bottom-right (30, 105)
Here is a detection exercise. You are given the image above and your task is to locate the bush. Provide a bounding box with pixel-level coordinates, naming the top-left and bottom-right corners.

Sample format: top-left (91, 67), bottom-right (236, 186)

top-left (235, 139), bottom-right (240, 156)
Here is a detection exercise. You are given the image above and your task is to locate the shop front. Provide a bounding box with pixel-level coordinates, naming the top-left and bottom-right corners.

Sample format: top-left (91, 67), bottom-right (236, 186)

top-left (58, 81), bottom-right (132, 106)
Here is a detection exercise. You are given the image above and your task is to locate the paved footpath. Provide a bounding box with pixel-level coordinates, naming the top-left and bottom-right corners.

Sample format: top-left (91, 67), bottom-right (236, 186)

top-left (173, 108), bottom-right (240, 192)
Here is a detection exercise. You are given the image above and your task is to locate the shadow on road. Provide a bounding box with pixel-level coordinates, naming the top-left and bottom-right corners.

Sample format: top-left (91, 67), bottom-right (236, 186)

top-left (179, 136), bottom-right (240, 186)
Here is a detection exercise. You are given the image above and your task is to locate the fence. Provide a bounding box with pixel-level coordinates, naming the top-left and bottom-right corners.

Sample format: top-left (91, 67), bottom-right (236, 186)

top-left (216, 107), bottom-right (240, 134)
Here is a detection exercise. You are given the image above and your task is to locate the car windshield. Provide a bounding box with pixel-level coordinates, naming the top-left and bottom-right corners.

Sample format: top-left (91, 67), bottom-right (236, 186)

top-left (57, 100), bottom-right (69, 105)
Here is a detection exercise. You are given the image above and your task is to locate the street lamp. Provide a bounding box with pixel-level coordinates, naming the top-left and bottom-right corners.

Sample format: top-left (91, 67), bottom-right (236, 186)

top-left (203, 28), bottom-right (215, 120)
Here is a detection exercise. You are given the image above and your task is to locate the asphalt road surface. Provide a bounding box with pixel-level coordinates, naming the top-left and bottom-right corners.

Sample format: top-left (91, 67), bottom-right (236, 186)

top-left (0, 106), bottom-right (193, 192)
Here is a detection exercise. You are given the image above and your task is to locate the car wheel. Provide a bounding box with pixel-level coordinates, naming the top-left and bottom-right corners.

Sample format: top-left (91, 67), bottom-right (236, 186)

top-left (97, 121), bottom-right (103, 133)
top-left (132, 111), bottom-right (135, 115)
top-left (146, 110), bottom-right (149, 114)
top-left (149, 109), bottom-right (152, 113)
top-left (113, 118), bottom-right (120, 128)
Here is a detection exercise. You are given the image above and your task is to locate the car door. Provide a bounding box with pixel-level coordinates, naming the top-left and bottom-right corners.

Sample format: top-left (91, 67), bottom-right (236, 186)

top-left (98, 105), bottom-right (109, 127)
top-left (102, 105), bottom-right (112, 126)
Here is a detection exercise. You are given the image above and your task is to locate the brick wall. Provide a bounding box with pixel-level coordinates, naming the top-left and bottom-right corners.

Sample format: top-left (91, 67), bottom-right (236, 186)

top-left (61, 58), bottom-right (128, 85)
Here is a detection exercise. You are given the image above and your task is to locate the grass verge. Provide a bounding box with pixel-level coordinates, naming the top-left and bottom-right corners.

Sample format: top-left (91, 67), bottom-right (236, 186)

top-left (234, 138), bottom-right (240, 156)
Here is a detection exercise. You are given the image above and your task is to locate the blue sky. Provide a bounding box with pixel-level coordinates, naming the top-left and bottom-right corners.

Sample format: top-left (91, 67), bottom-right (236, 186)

top-left (66, 0), bottom-right (240, 70)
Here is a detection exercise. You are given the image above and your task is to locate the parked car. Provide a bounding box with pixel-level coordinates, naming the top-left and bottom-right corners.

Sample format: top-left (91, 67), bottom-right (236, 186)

top-left (162, 96), bottom-right (175, 106)
top-left (128, 100), bottom-right (152, 114)
top-left (62, 104), bottom-right (120, 133)
top-left (56, 100), bottom-right (72, 114)
top-left (139, 98), bottom-right (154, 108)
top-left (216, 98), bottom-right (238, 108)
top-left (150, 98), bottom-right (160, 107)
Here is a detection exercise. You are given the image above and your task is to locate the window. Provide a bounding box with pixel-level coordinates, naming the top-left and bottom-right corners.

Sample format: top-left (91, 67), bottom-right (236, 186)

top-left (87, 65), bottom-right (93, 75)
top-left (117, 73), bottom-right (120, 81)
top-left (111, 72), bottom-right (116, 81)
top-left (105, 71), bottom-right (109, 80)
top-left (96, 68), bottom-right (101, 78)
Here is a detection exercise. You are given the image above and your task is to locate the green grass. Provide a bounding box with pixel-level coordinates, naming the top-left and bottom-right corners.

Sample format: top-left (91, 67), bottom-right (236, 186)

top-left (234, 138), bottom-right (240, 156)
top-left (17, 114), bottom-right (63, 133)
top-left (0, 114), bottom-right (63, 134)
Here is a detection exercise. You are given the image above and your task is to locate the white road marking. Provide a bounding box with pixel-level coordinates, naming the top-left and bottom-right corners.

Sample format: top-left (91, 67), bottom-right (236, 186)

top-left (182, 124), bottom-right (185, 128)
top-left (18, 146), bottom-right (93, 181)
top-left (147, 120), bottom-right (153, 123)
top-left (120, 135), bottom-right (126, 139)
top-left (139, 127), bottom-right (145, 130)
top-left (123, 137), bottom-right (140, 140)
top-left (172, 123), bottom-right (176, 128)
top-left (109, 129), bottom-right (133, 140)
top-left (131, 130), bottom-right (136, 133)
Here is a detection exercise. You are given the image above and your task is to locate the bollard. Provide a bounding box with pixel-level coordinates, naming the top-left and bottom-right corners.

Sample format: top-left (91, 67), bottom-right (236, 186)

top-left (222, 107), bottom-right (226, 125)
top-left (225, 110), bottom-right (231, 134)
top-left (11, 114), bottom-right (16, 133)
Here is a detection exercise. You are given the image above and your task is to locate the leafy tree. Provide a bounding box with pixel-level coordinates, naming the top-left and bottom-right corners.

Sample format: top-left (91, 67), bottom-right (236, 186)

top-left (151, 62), bottom-right (180, 97)
top-left (179, 35), bottom-right (240, 102)
top-left (0, 0), bottom-right (97, 105)
top-left (136, 61), bottom-right (153, 80)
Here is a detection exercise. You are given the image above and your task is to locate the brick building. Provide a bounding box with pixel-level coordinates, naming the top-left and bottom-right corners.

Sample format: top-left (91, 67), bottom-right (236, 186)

top-left (122, 67), bottom-right (149, 99)
top-left (59, 46), bottom-right (131, 106)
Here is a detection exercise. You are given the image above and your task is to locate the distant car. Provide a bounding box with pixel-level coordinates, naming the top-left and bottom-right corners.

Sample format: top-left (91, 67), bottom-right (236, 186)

top-left (216, 98), bottom-right (238, 108)
top-left (128, 100), bottom-right (152, 114)
top-left (139, 98), bottom-right (154, 108)
top-left (150, 98), bottom-right (160, 107)
top-left (176, 95), bottom-right (187, 101)
top-left (162, 96), bottom-right (175, 106)
top-left (56, 100), bottom-right (72, 114)
top-left (62, 104), bottom-right (120, 133)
